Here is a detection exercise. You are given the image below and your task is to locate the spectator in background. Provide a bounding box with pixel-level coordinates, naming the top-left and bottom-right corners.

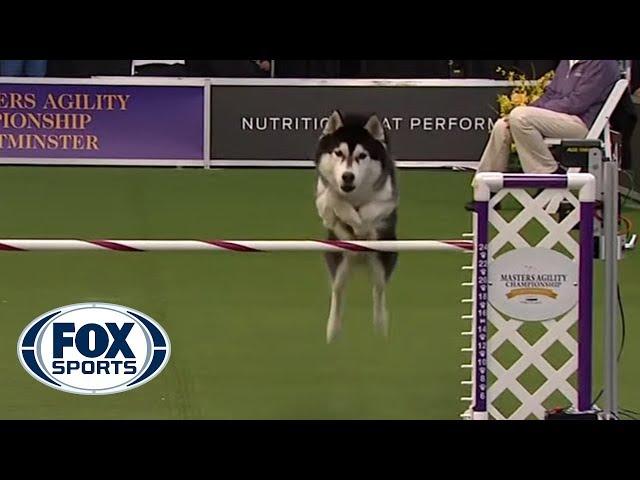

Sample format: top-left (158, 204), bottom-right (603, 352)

top-left (0, 60), bottom-right (47, 77)
top-left (254, 60), bottom-right (271, 76)
top-left (132, 60), bottom-right (186, 76)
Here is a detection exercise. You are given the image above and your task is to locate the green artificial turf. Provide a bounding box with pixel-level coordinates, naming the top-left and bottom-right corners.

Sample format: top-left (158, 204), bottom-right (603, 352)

top-left (0, 167), bottom-right (637, 419)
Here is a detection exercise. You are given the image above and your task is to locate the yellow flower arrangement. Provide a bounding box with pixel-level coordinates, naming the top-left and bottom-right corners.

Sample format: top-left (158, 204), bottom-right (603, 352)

top-left (495, 66), bottom-right (555, 117)
top-left (494, 66), bottom-right (555, 159)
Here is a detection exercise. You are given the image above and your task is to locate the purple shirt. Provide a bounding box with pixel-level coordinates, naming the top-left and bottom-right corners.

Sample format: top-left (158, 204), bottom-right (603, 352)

top-left (531, 60), bottom-right (620, 128)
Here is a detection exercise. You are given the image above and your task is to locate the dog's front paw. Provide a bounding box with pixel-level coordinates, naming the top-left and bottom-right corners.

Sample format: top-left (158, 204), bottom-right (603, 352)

top-left (319, 208), bottom-right (337, 229)
top-left (353, 227), bottom-right (370, 239)
top-left (322, 217), bottom-right (337, 230)
top-left (326, 315), bottom-right (342, 343)
top-left (373, 309), bottom-right (389, 338)
top-left (352, 222), bottom-right (374, 240)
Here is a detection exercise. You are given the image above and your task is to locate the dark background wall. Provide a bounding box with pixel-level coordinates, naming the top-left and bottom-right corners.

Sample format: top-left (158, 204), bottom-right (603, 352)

top-left (43, 60), bottom-right (561, 79)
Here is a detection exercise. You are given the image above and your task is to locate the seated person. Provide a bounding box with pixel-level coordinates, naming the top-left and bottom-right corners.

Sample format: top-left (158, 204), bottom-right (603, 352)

top-left (467, 60), bottom-right (620, 210)
top-left (475, 61), bottom-right (619, 168)
top-left (0, 60), bottom-right (47, 77)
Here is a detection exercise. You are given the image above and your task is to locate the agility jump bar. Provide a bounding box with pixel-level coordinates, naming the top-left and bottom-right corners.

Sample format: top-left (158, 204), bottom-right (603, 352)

top-left (0, 239), bottom-right (474, 252)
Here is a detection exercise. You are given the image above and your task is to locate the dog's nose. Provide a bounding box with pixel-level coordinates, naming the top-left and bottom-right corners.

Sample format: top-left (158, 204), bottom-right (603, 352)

top-left (342, 172), bottom-right (355, 184)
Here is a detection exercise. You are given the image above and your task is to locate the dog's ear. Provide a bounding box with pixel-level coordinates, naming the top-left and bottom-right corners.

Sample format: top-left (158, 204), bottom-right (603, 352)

top-left (322, 110), bottom-right (344, 136)
top-left (364, 114), bottom-right (385, 143)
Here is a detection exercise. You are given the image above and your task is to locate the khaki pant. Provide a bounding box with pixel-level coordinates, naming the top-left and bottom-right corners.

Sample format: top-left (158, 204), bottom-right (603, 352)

top-left (476, 106), bottom-right (589, 174)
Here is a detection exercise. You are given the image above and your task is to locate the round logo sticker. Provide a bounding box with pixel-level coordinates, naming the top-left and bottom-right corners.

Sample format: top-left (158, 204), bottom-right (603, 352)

top-left (488, 248), bottom-right (578, 322)
top-left (18, 303), bottom-right (171, 395)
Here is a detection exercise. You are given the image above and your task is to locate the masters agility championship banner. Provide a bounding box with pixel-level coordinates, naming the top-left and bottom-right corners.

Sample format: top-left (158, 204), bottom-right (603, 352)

top-left (0, 82), bottom-right (205, 163)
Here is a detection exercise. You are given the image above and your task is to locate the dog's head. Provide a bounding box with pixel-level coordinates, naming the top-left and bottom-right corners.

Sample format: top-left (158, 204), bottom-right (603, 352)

top-left (315, 110), bottom-right (391, 196)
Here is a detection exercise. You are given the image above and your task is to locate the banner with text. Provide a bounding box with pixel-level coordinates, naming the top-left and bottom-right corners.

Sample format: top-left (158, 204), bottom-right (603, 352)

top-left (209, 85), bottom-right (511, 165)
top-left (0, 84), bottom-right (204, 162)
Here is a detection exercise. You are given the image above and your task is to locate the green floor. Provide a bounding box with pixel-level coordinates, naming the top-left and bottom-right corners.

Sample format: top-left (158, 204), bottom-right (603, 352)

top-left (0, 167), bottom-right (638, 419)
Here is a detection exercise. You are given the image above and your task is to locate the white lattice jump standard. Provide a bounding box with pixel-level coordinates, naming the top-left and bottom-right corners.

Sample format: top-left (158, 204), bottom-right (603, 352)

top-left (462, 172), bottom-right (596, 420)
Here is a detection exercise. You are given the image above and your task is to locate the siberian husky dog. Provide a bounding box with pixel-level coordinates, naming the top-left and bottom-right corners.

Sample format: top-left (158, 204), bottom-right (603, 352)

top-left (314, 110), bottom-right (398, 343)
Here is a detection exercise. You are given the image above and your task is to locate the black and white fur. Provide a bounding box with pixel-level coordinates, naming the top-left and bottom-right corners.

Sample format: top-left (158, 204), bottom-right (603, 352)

top-left (315, 110), bottom-right (398, 343)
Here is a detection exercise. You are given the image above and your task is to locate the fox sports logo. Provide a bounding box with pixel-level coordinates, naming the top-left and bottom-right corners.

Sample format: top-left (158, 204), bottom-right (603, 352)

top-left (18, 303), bottom-right (171, 395)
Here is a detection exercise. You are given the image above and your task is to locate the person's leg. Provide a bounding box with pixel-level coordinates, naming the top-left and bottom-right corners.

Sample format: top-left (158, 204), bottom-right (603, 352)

top-left (0, 60), bottom-right (25, 76)
top-left (24, 60), bottom-right (47, 77)
top-left (476, 117), bottom-right (513, 173)
top-left (467, 118), bottom-right (512, 210)
top-left (509, 106), bottom-right (588, 173)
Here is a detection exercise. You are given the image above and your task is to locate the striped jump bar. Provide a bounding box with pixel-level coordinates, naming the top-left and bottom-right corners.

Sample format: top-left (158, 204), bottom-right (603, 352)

top-left (0, 239), bottom-right (474, 252)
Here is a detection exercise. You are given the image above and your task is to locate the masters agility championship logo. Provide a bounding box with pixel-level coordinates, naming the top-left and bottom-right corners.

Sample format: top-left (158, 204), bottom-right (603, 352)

top-left (18, 303), bottom-right (170, 395)
top-left (502, 271), bottom-right (567, 302)
top-left (489, 248), bottom-right (578, 322)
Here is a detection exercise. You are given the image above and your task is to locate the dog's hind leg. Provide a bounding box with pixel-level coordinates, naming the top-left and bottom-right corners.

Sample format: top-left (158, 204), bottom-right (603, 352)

top-left (368, 252), bottom-right (397, 338)
top-left (325, 251), bottom-right (352, 343)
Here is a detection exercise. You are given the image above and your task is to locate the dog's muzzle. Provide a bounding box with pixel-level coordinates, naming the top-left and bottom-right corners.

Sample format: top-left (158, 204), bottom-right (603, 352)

top-left (340, 172), bottom-right (355, 192)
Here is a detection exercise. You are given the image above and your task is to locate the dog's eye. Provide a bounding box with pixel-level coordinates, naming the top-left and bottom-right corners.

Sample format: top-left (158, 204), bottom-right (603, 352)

top-left (334, 150), bottom-right (344, 158)
top-left (357, 153), bottom-right (367, 161)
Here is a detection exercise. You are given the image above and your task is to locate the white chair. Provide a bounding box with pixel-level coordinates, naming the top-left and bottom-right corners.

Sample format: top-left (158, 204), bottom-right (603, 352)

top-left (544, 78), bottom-right (629, 157)
top-left (543, 79), bottom-right (629, 213)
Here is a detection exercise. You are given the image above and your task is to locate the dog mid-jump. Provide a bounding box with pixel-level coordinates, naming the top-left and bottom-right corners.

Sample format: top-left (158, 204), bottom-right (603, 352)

top-left (314, 110), bottom-right (398, 343)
